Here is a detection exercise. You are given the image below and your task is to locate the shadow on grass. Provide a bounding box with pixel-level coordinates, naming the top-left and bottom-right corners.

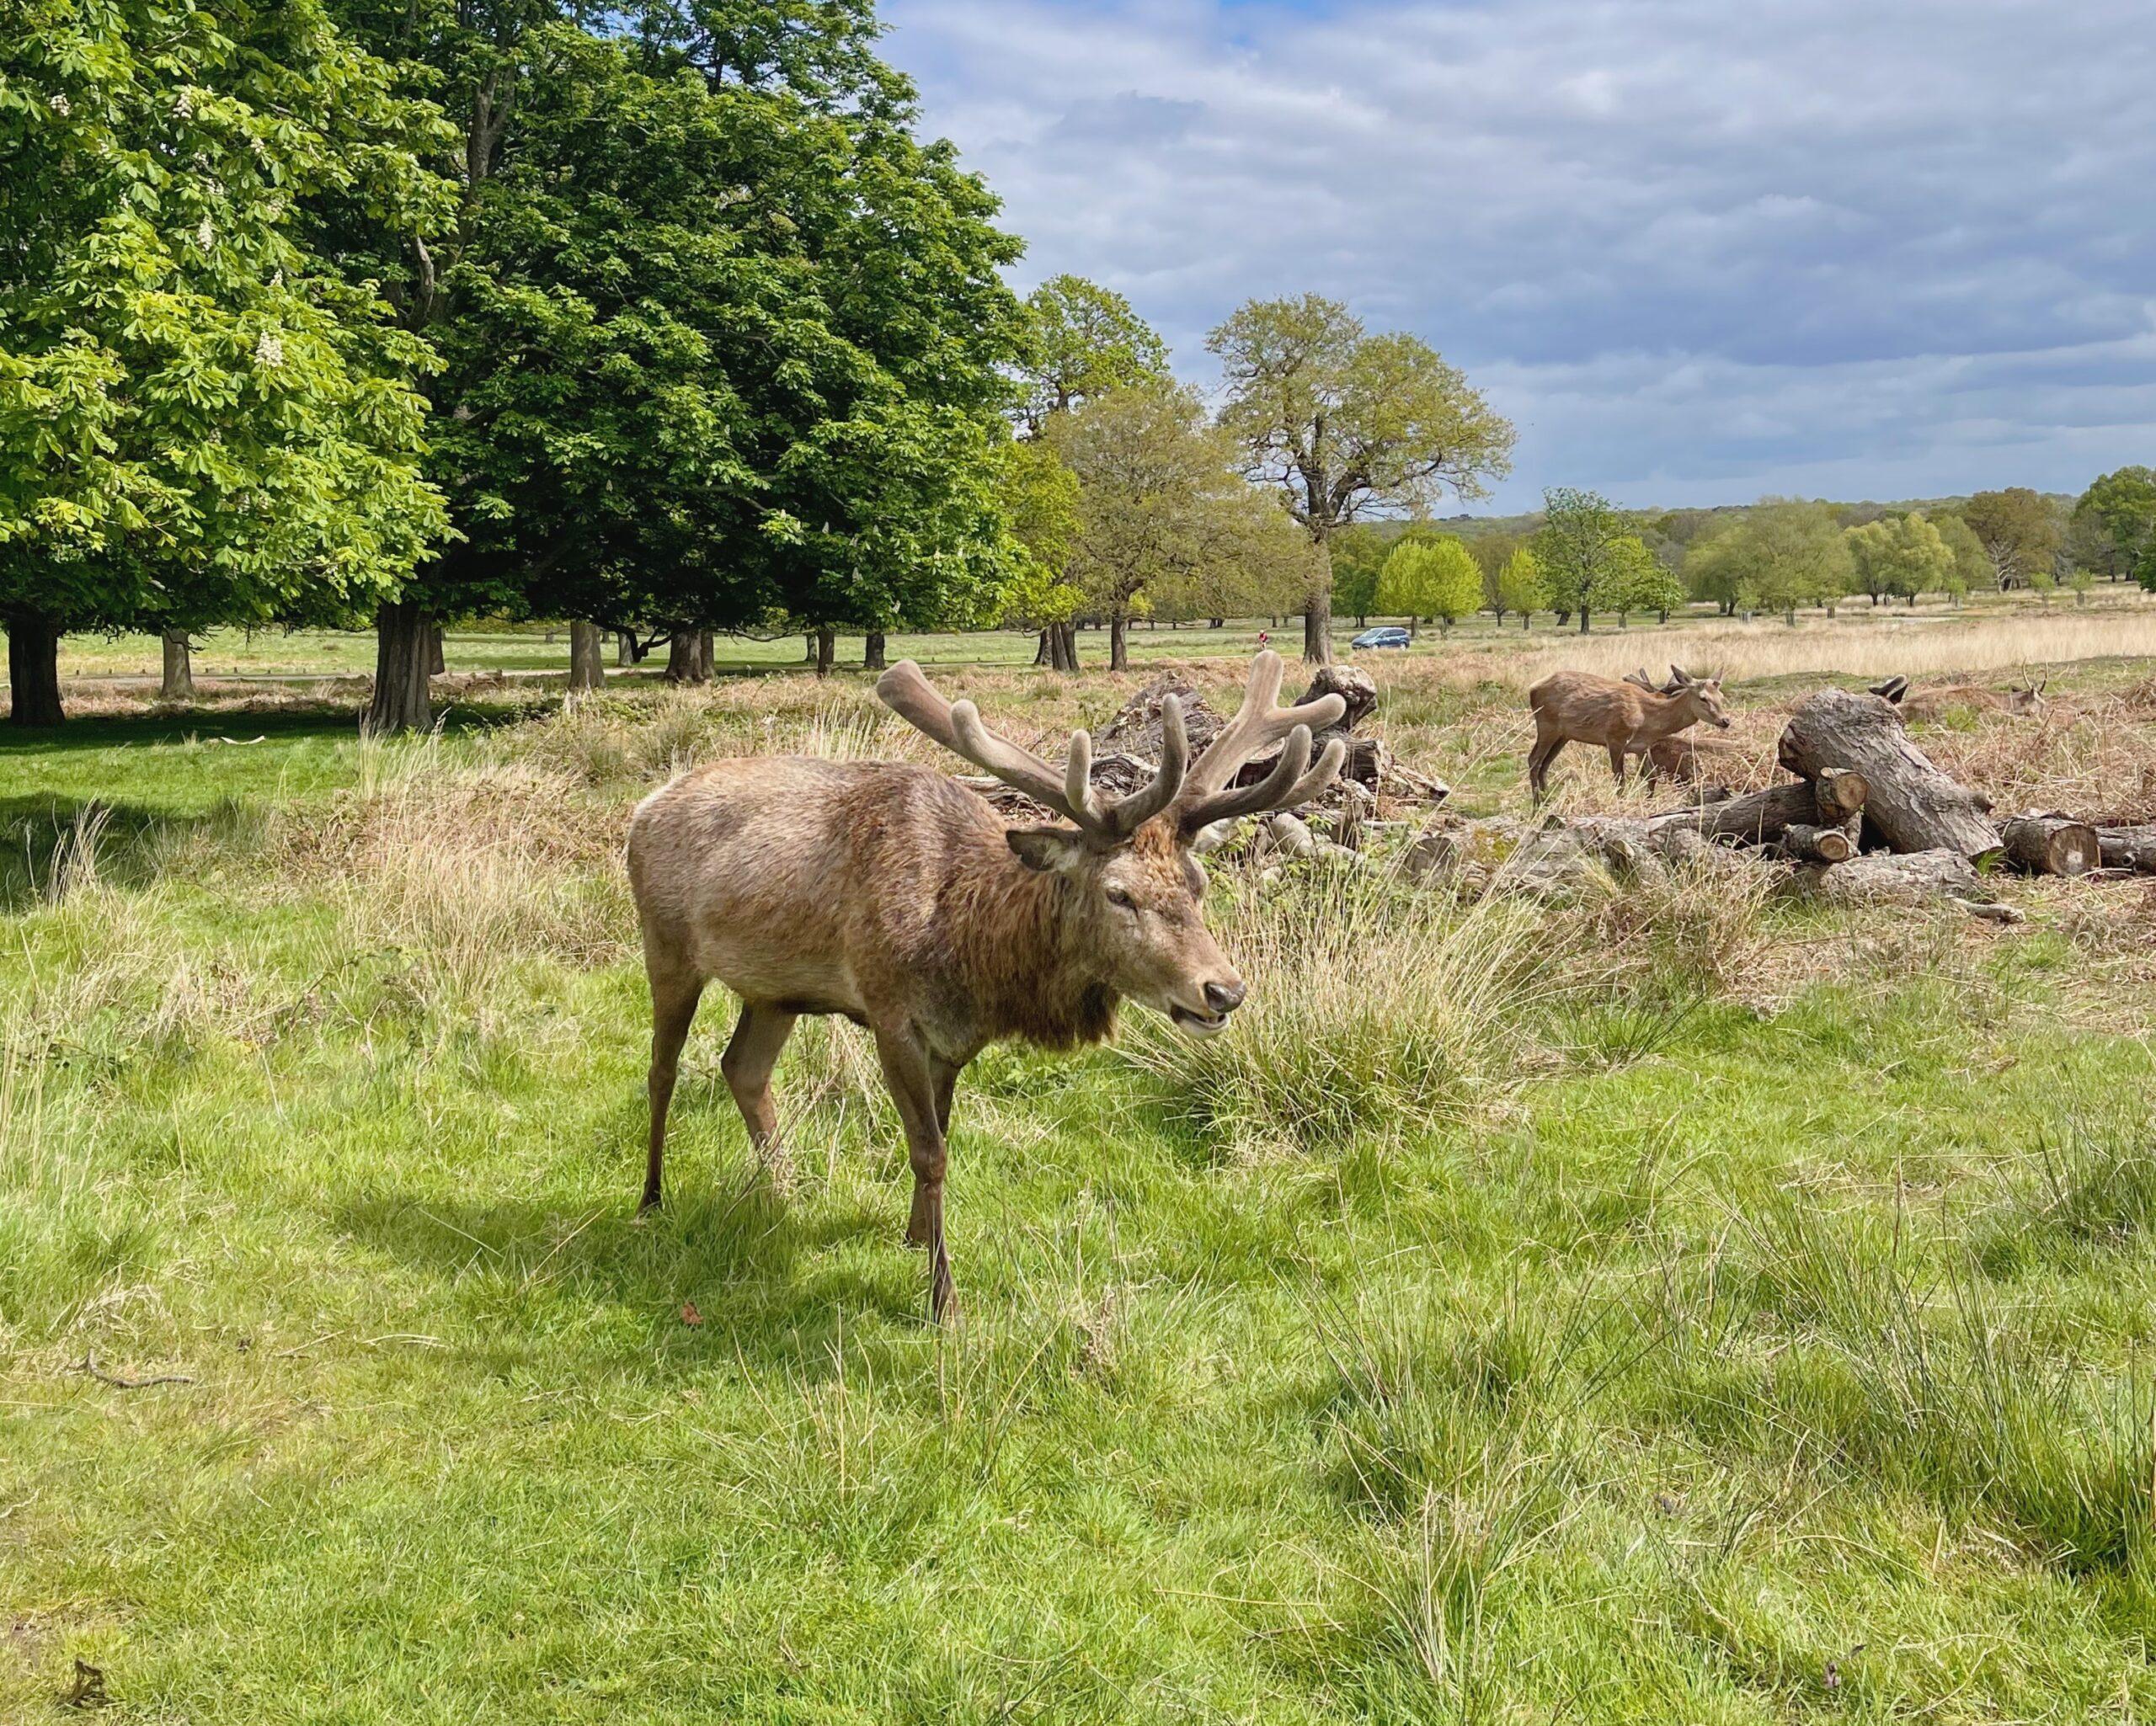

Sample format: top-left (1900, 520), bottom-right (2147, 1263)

top-left (328, 1169), bottom-right (925, 1375)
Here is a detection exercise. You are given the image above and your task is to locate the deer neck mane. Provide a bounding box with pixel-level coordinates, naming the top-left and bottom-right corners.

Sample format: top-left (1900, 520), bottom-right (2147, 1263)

top-left (946, 837), bottom-right (1118, 1052)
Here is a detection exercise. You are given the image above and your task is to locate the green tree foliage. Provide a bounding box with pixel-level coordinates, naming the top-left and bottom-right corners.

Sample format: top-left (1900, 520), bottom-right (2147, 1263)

top-left (1328, 524), bottom-right (1388, 626)
top-left (995, 438), bottom-right (1081, 663)
top-left (1044, 383), bottom-right (1286, 670)
top-left (1962, 487), bottom-right (2063, 590)
top-left (2072, 467), bottom-right (2156, 581)
top-left (1694, 498), bottom-right (1852, 624)
top-left (0, 0), bottom-right (451, 724)
top-left (1012, 274), bottom-right (1170, 436)
top-left (1844, 511), bottom-right (1954, 606)
top-left (331, 0), bottom-right (1025, 726)
top-left (1932, 512), bottom-right (1984, 605)
top-left (1207, 293), bottom-right (1513, 661)
top-left (1532, 487), bottom-right (1630, 632)
top-left (1496, 546), bottom-right (1548, 629)
top-left (1377, 535), bottom-right (1480, 635)
top-left (1469, 530), bottom-right (1524, 619)
top-left (1594, 535), bottom-right (1684, 625)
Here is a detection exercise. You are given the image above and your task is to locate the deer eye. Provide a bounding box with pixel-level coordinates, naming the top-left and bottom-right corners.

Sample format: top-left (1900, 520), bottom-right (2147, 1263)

top-left (1105, 887), bottom-right (1138, 912)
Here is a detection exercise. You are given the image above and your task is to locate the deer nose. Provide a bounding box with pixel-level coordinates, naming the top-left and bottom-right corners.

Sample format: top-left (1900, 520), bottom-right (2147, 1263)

top-left (1204, 979), bottom-right (1246, 1015)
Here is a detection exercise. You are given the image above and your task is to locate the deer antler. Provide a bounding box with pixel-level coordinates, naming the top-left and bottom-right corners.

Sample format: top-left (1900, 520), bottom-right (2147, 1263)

top-left (1172, 651), bottom-right (1348, 835)
top-left (878, 661), bottom-right (1188, 844)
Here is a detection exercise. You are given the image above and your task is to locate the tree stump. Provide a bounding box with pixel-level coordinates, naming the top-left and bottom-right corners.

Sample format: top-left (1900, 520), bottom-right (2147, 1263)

top-left (2000, 815), bottom-right (2100, 876)
top-left (1777, 688), bottom-right (2001, 862)
top-left (1780, 823), bottom-right (1854, 864)
top-left (1297, 663), bottom-right (1378, 730)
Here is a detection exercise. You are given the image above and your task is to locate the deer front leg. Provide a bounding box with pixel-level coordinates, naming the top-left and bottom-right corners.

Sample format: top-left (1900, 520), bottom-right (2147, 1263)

top-left (873, 1025), bottom-right (958, 1322)
top-left (1608, 738), bottom-right (1630, 789)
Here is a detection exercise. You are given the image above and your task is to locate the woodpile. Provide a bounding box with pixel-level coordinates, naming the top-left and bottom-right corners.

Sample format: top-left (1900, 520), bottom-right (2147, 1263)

top-left (1406, 684), bottom-right (2148, 918)
top-left (962, 665), bottom-right (1451, 825)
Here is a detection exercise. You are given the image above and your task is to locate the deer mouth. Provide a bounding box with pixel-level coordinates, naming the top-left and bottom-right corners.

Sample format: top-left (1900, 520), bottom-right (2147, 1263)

top-left (1169, 1004), bottom-right (1232, 1036)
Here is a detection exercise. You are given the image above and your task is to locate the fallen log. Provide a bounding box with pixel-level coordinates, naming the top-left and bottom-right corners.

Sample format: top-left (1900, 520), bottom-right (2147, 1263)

top-left (2000, 815), bottom-right (2100, 877)
top-left (1777, 688), bottom-right (2001, 862)
top-left (1780, 823), bottom-right (1854, 865)
top-left (2097, 824), bottom-right (2156, 872)
top-left (1792, 847), bottom-right (1983, 907)
top-left (1647, 768), bottom-right (1867, 849)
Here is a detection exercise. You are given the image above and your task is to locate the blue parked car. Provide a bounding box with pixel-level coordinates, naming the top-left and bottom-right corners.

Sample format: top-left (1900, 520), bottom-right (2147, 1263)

top-left (1350, 626), bottom-right (1412, 651)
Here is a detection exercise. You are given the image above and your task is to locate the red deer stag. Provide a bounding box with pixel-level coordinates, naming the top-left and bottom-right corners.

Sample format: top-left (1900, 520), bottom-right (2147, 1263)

top-left (626, 653), bottom-right (1346, 1320)
top-left (1875, 675), bottom-right (2047, 721)
top-left (1526, 663), bottom-right (1732, 800)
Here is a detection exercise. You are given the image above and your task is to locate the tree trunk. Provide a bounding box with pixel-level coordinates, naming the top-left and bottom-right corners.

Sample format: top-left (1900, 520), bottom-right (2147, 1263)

top-left (1780, 823), bottom-right (1854, 864)
top-left (665, 631), bottom-right (705, 684)
top-left (568, 620), bottom-right (606, 690)
top-left (1109, 613), bottom-right (1129, 670)
top-left (160, 629), bottom-right (194, 701)
top-left (1301, 597), bottom-right (1331, 664)
top-left (814, 625), bottom-right (835, 678)
top-left (2000, 815), bottom-right (2100, 876)
top-left (6, 608), bottom-right (64, 727)
top-left (365, 598), bottom-right (433, 733)
top-left (429, 623), bottom-right (446, 677)
top-left (1794, 849), bottom-right (1984, 908)
top-left (696, 629), bottom-right (715, 680)
top-left (1577, 607), bottom-right (1590, 633)
top-left (1034, 630), bottom-right (1050, 667)
top-left (1777, 689), bottom-right (2002, 862)
top-left (864, 631), bottom-right (887, 671)
top-left (1649, 775), bottom-right (1868, 848)
top-left (2096, 825), bottom-right (2156, 871)
top-left (616, 630), bottom-right (636, 667)
top-left (1054, 621), bottom-right (1080, 671)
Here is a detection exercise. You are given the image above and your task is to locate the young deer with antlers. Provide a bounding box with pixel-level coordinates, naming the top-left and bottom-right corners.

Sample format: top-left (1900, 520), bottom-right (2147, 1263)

top-left (626, 653), bottom-right (1345, 1319)
top-left (1526, 663), bottom-right (1732, 801)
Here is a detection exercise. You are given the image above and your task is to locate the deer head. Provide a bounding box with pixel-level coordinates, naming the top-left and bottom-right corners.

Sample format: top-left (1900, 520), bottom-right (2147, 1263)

top-left (2005, 677), bottom-right (2048, 715)
top-left (1667, 665), bottom-right (1732, 728)
top-left (878, 652), bottom-right (1346, 1036)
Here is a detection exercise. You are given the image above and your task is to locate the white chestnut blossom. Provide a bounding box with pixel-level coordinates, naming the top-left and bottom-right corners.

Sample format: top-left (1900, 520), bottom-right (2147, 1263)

top-left (253, 330), bottom-right (284, 369)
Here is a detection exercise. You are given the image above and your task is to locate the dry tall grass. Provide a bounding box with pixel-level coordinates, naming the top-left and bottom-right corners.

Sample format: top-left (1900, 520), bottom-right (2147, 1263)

top-left (1469, 602), bottom-right (2156, 689)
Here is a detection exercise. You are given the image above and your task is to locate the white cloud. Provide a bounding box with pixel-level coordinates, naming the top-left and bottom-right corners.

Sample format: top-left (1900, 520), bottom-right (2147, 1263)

top-left (883, 0), bottom-right (2156, 509)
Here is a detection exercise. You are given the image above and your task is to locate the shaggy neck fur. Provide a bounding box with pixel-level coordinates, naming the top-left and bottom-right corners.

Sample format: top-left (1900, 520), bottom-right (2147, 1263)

top-left (942, 840), bottom-right (1118, 1050)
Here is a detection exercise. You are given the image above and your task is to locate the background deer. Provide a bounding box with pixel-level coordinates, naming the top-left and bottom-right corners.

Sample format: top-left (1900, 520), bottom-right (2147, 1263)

top-left (1527, 663), bottom-right (1732, 800)
top-left (626, 652), bottom-right (1344, 1319)
top-left (1872, 674), bottom-right (2047, 720)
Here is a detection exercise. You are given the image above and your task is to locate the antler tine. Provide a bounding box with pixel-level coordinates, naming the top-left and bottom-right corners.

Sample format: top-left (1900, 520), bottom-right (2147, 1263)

top-left (882, 659), bottom-right (1189, 843)
top-left (1176, 725), bottom-right (1347, 835)
top-left (1183, 651), bottom-right (1348, 798)
top-left (950, 700), bottom-right (1090, 826)
top-left (1102, 695), bottom-right (1189, 837)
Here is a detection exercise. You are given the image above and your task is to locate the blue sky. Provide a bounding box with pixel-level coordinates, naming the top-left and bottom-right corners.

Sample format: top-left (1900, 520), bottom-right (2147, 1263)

top-left (881, 0), bottom-right (2156, 513)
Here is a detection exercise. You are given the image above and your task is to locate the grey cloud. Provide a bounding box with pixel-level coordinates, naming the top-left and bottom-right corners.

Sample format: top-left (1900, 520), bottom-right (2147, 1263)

top-left (885, 0), bottom-right (2156, 509)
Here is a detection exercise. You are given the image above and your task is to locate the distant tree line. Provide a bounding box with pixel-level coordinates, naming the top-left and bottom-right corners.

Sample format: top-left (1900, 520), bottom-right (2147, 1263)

top-left (1326, 471), bottom-right (2156, 636)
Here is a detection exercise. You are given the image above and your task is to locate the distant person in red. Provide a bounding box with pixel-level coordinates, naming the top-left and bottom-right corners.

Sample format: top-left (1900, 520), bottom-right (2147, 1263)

top-left (1257, 629), bottom-right (1270, 651)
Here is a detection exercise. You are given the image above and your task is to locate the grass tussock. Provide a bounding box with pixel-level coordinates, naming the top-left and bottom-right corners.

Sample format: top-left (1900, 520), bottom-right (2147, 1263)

top-left (1118, 869), bottom-right (1562, 1154)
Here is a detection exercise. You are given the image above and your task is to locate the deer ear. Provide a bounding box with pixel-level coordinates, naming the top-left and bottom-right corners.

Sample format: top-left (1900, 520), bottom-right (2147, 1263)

top-left (1007, 827), bottom-right (1089, 873)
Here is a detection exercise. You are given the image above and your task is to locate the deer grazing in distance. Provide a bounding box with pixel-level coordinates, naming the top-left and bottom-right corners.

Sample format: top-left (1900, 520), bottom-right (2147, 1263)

top-left (626, 652), bottom-right (1346, 1320)
top-left (1527, 663), bottom-right (1732, 801)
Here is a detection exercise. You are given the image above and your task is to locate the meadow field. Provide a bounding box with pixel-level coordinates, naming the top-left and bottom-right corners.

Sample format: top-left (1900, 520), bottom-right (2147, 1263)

top-left (7, 602), bottom-right (2156, 1720)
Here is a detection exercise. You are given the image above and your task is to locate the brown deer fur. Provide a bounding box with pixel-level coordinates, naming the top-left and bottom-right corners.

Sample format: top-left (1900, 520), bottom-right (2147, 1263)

top-left (627, 653), bottom-right (1344, 1320)
top-left (1527, 665), bottom-right (1732, 800)
top-left (1893, 679), bottom-right (2047, 721)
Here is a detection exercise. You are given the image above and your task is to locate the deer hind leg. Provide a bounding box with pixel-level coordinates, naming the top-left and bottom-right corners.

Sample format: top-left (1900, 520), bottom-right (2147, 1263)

top-left (720, 1002), bottom-right (798, 1164)
top-left (873, 1025), bottom-right (958, 1322)
top-left (1608, 741), bottom-right (1630, 789)
top-left (643, 967), bottom-right (706, 1212)
top-left (1528, 728), bottom-right (1566, 801)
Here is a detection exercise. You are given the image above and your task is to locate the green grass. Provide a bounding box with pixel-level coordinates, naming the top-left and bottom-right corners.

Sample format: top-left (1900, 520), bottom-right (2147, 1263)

top-left (6, 685), bottom-right (2156, 1721)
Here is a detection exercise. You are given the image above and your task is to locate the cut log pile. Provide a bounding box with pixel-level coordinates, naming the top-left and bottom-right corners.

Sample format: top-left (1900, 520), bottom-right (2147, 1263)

top-left (1406, 684), bottom-right (2154, 917)
top-left (959, 665), bottom-right (1452, 826)
top-left (958, 669), bottom-right (2151, 919)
